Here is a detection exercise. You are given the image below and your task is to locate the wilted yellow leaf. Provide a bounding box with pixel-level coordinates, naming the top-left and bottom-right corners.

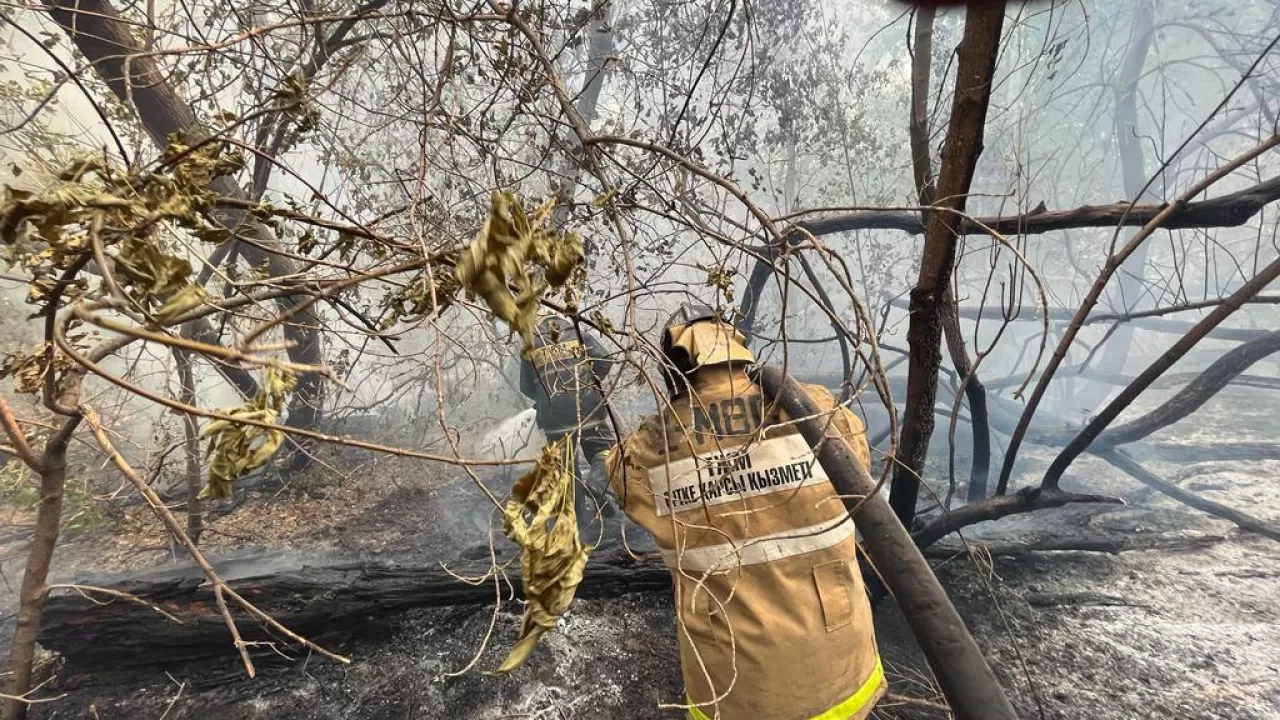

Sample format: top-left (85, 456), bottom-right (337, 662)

top-left (199, 366), bottom-right (296, 499)
top-left (455, 192), bottom-right (583, 350)
top-left (491, 435), bottom-right (590, 674)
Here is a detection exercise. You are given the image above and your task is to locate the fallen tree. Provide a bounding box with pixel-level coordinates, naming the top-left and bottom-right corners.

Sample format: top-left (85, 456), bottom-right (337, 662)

top-left (36, 526), bottom-right (1229, 672)
top-left (37, 550), bottom-right (672, 668)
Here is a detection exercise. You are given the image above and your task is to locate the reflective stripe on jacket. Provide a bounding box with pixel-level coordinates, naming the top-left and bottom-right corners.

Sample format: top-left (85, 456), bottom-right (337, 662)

top-left (606, 365), bottom-right (885, 720)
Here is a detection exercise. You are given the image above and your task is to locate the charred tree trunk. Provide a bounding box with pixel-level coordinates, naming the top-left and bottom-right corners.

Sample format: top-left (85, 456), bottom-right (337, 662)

top-left (45, 0), bottom-right (326, 467)
top-left (890, 2), bottom-right (1006, 527)
top-left (941, 289), bottom-right (992, 500)
top-left (754, 365), bottom-right (1018, 720)
top-left (3, 419), bottom-right (77, 720)
top-left (737, 253), bottom-right (776, 346)
top-left (37, 551), bottom-right (673, 668)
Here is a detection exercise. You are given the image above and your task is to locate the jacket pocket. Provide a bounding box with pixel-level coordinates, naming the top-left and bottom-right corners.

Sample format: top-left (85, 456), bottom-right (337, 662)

top-left (681, 586), bottom-right (725, 647)
top-left (813, 560), bottom-right (855, 632)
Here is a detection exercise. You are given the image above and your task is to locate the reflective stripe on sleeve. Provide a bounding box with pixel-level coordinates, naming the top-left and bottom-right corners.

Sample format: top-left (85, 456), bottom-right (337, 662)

top-left (660, 515), bottom-right (854, 573)
top-left (685, 656), bottom-right (886, 720)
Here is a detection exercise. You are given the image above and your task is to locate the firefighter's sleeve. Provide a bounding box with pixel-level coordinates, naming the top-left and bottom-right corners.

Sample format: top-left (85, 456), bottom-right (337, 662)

top-left (605, 426), bottom-right (652, 523)
top-left (800, 383), bottom-right (872, 472)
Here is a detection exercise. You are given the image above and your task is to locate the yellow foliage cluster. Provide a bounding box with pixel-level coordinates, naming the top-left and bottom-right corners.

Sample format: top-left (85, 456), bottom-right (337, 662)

top-left (494, 434), bottom-right (590, 674)
top-left (454, 191), bottom-right (583, 349)
top-left (200, 366), bottom-right (297, 500)
top-left (0, 141), bottom-right (242, 309)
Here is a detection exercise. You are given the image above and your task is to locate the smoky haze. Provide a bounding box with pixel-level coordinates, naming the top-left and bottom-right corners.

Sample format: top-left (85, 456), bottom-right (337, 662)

top-left (0, 0), bottom-right (1277, 718)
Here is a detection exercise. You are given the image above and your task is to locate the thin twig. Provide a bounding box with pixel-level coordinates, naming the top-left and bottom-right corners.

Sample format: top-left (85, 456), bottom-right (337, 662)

top-left (80, 406), bottom-right (351, 672)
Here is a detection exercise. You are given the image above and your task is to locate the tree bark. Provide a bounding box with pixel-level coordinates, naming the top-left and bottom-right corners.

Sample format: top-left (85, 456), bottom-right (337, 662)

top-left (552, 5), bottom-right (615, 230)
top-left (754, 365), bottom-right (1018, 720)
top-left (905, 5), bottom-right (992, 504)
top-left (45, 0), bottom-right (326, 467)
top-left (890, 2), bottom-right (1006, 527)
top-left (3, 420), bottom-right (77, 720)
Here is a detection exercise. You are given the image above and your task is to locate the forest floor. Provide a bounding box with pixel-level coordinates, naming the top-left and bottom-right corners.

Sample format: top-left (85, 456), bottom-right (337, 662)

top-left (0, 385), bottom-right (1278, 719)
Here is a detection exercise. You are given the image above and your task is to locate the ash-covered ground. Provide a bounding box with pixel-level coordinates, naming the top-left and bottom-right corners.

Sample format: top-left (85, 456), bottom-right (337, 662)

top-left (10, 386), bottom-right (1280, 719)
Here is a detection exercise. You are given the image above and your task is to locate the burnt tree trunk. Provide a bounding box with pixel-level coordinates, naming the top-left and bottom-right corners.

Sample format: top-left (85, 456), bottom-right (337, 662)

top-left (890, 2), bottom-right (1006, 527)
top-left (37, 551), bottom-right (673, 669)
top-left (941, 289), bottom-right (992, 500)
top-left (795, 174), bottom-right (1280, 238)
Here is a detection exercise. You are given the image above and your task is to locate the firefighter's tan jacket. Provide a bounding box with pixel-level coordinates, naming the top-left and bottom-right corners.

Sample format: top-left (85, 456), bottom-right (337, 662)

top-left (606, 364), bottom-right (885, 720)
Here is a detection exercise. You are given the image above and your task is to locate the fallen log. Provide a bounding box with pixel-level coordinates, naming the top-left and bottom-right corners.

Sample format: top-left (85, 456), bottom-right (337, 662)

top-left (36, 526), bottom-right (1233, 673)
top-left (37, 548), bottom-right (672, 669)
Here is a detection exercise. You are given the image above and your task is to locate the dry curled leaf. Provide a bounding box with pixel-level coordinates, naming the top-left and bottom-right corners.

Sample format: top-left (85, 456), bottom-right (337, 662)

top-left (0, 141), bottom-right (243, 318)
top-left (455, 191), bottom-right (583, 349)
top-left (200, 366), bottom-right (296, 500)
top-left (0, 342), bottom-right (70, 395)
top-left (492, 435), bottom-right (589, 674)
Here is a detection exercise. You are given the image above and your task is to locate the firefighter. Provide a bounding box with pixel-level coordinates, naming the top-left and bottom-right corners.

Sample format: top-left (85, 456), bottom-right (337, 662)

top-left (519, 313), bottom-right (619, 543)
top-left (604, 304), bottom-right (885, 720)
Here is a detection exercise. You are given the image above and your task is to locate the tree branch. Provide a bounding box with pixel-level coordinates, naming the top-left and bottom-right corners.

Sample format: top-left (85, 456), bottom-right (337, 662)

top-left (1101, 330), bottom-right (1280, 446)
top-left (0, 397), bottom-right (45, 474)
top-left (1095, 447), bottom-right (1280, 543)
top-left (796, 174), bottom-right (1280, 238)
top-left (997, 134), bottom-right (1280, 495)
top-left (1042, 254), bottom-right (1280, 489)
top-left (912, 486), bottom-right (1124, 549)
